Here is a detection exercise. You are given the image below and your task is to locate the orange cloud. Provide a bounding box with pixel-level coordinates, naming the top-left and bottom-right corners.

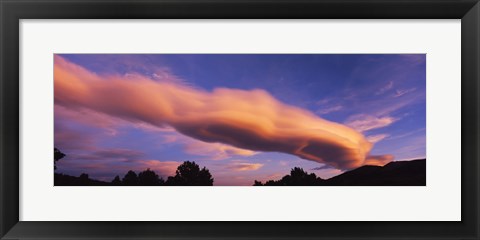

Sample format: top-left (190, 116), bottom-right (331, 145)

top-left (225, 161), bottom-right (264, 171)
top-left (183, 139), bottom-right (257, 160)
top-left (365, 155), bottom-right (395, 166)
top-left (57, 103), bottom-right (256, 160)
top-left (136, 160), bottom-right (181, 177)
top-left (54, 55), bottom-right (392, 170)
top-left (366, 134), bottom-right (390, 143)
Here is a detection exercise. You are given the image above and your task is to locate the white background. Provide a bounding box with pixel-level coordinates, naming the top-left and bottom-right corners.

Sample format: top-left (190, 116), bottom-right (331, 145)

top-left (20, 20), bottom-right (461, 221)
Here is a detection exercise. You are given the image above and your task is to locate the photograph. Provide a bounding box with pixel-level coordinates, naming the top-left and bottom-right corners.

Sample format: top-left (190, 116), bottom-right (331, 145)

top-left (2, 0), bottom-right (478, 238)
top-left (54, 54), bottom-right (426, 186)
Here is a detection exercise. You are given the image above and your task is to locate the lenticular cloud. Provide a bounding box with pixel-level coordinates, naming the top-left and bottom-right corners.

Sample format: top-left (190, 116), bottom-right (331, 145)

top-left (54, 55), bottom-right (393, 170)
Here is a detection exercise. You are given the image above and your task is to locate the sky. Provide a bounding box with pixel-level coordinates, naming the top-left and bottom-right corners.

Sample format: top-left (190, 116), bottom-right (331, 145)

top-left (54, 54), bottom-right (426, 186)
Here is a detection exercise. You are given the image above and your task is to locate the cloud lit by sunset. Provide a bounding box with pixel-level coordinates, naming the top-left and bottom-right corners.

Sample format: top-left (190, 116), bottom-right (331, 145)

top-left (55, 55), bottom-right (391, 170)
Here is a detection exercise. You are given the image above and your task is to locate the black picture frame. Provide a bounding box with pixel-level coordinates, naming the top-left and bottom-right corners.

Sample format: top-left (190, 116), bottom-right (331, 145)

top-left (1, 0), bottom-right (479, 239)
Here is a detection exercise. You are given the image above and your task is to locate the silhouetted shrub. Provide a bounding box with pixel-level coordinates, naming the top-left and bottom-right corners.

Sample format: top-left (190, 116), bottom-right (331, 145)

top-left (111, 175), bottom-right (122, 185)
top-left (122, 170), bottom-right (139, 186)
top-left (138, 168), bottom-right (165, 186)
top-left (79, 173), bottom-right (90, 185)
top-left (254, 167), bottom-right (325, 186)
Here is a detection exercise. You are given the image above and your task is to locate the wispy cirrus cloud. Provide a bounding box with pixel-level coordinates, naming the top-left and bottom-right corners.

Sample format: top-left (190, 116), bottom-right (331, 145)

top-left (224, 161), bottom-right (264, 171)
top-left (375, 81), bottom-right (394, 95)
top-left (316, 105), bottom-right (343, 115)
top-left (344, 114), bottom-right (396, 133)
top-left (315, 98), bottom-right (344, 115)
top-left (55, 55), bottom-right (392, 170)
top-left (394, 88), bottom-right (416, 98)
top-left (75, 148), bottom-right (145, 161)
top-left (388, 128), bottom-right (426, 140)
top-left (366, 134), bottom-right (390, 143)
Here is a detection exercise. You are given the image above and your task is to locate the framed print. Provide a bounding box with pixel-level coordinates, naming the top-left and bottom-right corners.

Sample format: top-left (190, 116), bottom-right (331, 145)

top-left (1, 0), bottom-right (479, 239)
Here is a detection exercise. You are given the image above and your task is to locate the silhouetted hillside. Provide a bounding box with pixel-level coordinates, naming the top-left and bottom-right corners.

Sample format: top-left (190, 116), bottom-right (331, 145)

top-left (55, 173), bottom-right (110, 186)
top-left (253, 159), bottom-right (426, 186)
top-left (325, 159), bottom-right (426, 186)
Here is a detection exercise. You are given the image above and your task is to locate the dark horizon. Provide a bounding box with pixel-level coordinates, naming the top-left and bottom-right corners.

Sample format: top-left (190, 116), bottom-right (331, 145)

top-left (55, 147), bottom-right (426, 186)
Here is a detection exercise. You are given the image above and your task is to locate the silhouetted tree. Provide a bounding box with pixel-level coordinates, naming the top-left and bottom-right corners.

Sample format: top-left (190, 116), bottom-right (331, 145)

top-left (253, 180), bottom-right (263, 186)
top-left (288, 167), bottom-right (319, 186)
top-left (122, 170), bottom-right (139, 186)
top-left (54, 147), bottom-right (65, 170)
top-left (79, 173), bottom-right (90, 185)
top-left (111, 175), bottom-right (122, 186)
top-left (138, 168), bottom-right (165, 186)
top-left (265, 179), bottom-right (281, 186)
top-left (254, 167), bottom-right (325, 186)
top-left (166, 161), bottom-right (214, 186)
top-left (52, 149), bottom-right (218, 186)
